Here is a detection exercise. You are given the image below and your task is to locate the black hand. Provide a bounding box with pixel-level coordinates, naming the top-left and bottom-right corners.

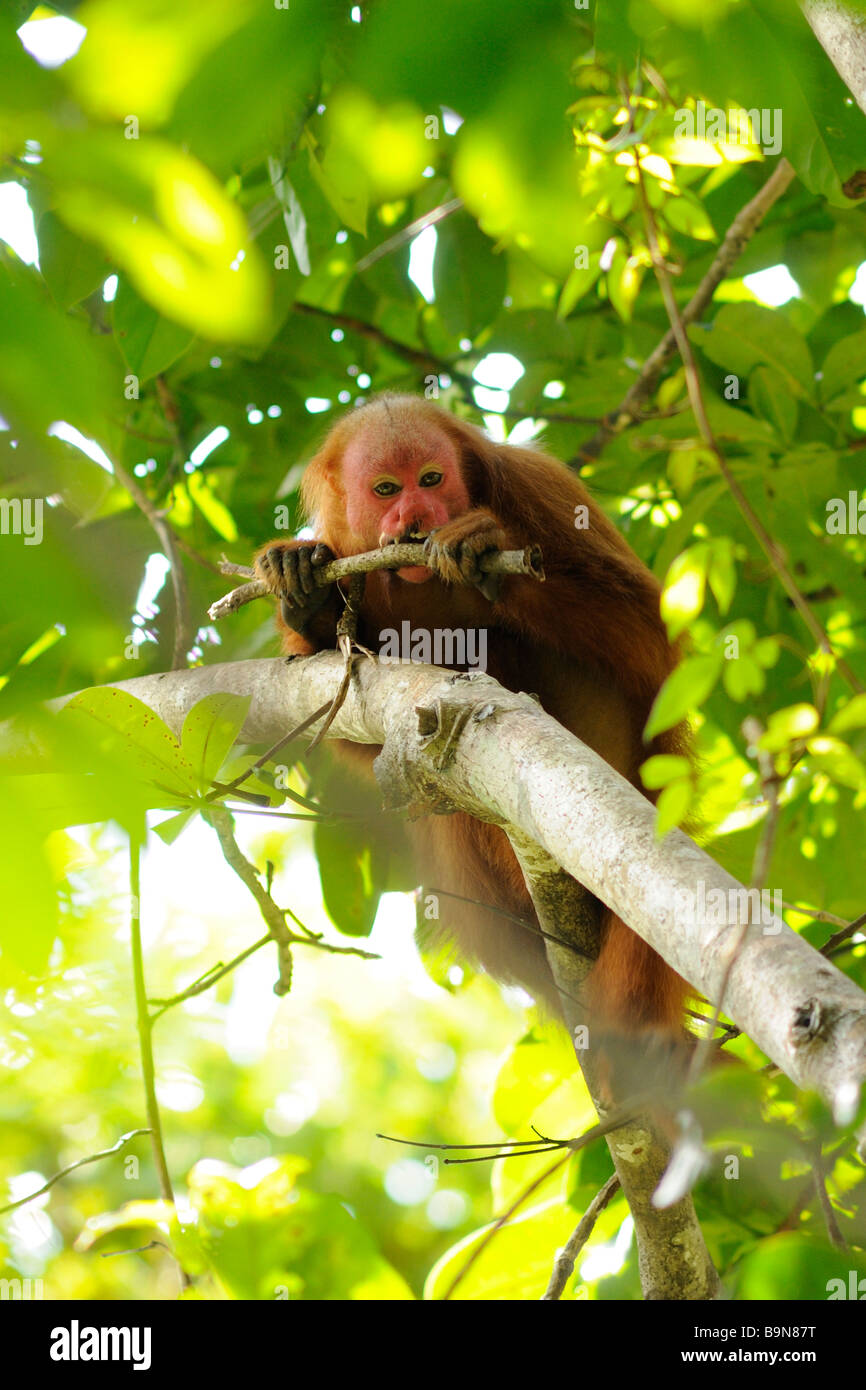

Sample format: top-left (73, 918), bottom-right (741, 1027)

top-left (256, 543), bottom-right (335, 633)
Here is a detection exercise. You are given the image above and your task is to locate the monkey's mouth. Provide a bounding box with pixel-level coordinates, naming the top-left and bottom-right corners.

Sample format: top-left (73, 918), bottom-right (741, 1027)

top-left (381, 529), bottom-right (433, 583)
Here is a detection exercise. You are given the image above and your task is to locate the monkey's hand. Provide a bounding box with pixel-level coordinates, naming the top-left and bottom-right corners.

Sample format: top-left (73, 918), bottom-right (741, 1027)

top-left (254, 540), bottom-right (335, 634)
top-left (424, 510), bottom-right (506, 602)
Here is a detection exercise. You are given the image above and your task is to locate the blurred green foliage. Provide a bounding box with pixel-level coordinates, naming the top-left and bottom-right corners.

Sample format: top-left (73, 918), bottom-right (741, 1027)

top-left (1, 0), bottom-right (866, 1300)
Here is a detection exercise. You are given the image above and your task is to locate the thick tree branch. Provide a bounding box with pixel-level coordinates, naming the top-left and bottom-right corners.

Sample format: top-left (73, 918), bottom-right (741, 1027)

top-left (11, 654), bottom-right (866, 1122)
top-left (506, 829), bottom-right (720, 1299)
top-left (802, 0), bottom-right (866, 116)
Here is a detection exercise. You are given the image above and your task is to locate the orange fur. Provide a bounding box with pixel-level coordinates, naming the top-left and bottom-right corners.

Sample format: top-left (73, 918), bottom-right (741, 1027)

top-left (256, 394), bottom-right (689, 1035)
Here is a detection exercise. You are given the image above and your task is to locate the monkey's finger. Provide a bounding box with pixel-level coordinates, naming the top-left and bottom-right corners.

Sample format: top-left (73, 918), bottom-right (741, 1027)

top-left (278, 550), bottom-right (301, 599)
top-left (311, 544), bottom-right (334, 568)
top-left (423, 539), bottom-right (462, 585)
top-left (280, 597), bottom-right (299, 627)
top-left (255, 546), bottom-right (287, 590)
top-left (296, 546), bottom-right (315, 596)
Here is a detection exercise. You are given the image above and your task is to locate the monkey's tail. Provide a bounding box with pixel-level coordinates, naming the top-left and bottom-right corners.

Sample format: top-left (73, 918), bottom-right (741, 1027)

top-left (589, 910), bottom-right (687, 1034)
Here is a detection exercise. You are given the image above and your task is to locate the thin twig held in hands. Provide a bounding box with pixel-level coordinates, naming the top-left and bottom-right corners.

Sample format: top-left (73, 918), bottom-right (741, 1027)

top-left (208, 543), bottom-right (544, 621)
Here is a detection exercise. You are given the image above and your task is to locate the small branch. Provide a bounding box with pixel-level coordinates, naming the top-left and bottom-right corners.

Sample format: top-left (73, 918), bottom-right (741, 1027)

top-left (128, 826), bottom-right (189, 1289)
top-left (205, 807), bottom-right (379, 996)
top-left (206, 699), bottom-right (334, 798)
top-left (811, 1142), bottom-right (847, 1250)
top-left (744, 715), bottom-right (782, 894)
top-left (112, 458), bottom-right (193, 669)
top-left (149, 934), bottom-right (274, 1022)
top-left (633, 156), bottom-right (862, 694)
top-left (438, 1157), bottom-right (569, 1301)
top-left (822, 910), bottom-right (866, 957)
top-left (354, 197), bottom-right (464, 273)
top-left (0, 1129), bottom-right (151, 1215)
top-left (577, 158), bottom-right (797, 462)
top-left (542, 1173), bottom-right (621, 1300)
top-left (291, 302), bottom-right (476, 394)
top-left (208, 543), bottom-right (544, 621)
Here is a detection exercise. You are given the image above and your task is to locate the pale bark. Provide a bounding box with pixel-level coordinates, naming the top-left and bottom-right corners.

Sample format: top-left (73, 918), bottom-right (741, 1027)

top-left (12, 653), bottom-right (864, 1117)
top-left (802, 0), bottom-right (866, 114)
top-left (9, 653), bottom-right (866, 1297)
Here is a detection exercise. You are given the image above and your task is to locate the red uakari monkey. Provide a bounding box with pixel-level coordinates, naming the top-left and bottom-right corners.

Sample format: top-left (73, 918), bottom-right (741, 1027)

top-left (255, 393), bottom-right (688, 1037)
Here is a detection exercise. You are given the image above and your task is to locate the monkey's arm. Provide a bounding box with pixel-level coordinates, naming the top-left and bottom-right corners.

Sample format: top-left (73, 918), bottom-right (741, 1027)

top-left (424, 508), bottom-right (675, 702)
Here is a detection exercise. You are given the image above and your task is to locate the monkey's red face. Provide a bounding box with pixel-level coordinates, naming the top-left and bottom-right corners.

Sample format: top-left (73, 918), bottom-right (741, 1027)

top-left (341, 424), bottom-right (470, 582)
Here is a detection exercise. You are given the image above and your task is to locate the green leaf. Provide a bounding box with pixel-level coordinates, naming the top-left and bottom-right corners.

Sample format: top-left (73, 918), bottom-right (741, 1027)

top-left (661, 544), bottom-right (710, 636)
top-left (37, 211), bottom-right (114, 309)
top-left (58, 689), bottom-right (199, 804)
top-left (181, 692), bottom-right (250, 787)
top-left (640, 754), bottom-right (692, 790)
top-left (557, 252), bottom-right (602, 318)
top-left (646, 654), bottom-right (723, 738)
top-left (433, 211), bottom-right (507, 340)
top-left (732, 1233), bottom-right (866, 1301)
top-left (305, 138), bottom-right (368, 236)
top-left (722, 655), bottom-right (765, 701)
top-left (820, 330), bottom-right (866, 405)
top-left (50, 132), bottom-right (271, 342)
top-left (186, 471), bottom-right (239, 542)
top-left (666, 447), bottom-right (700, 498)
top-left (828, 693), bottom-right (866, 736)
top-left (313, 818), bottom-right (388, 937)
top-left (152, 808), bottom-right (198, 844)
top-left (706, 538), bottom-right (737, 614)
top-left (493, 1026), bottom-right (576, 1134)
top-left (760, 703), bottom-right (820, 751)
top-left (806, 737), bottom-right (866, 792)
top-left (606, 245), bottom-right (644, 323)
top-left (0, 796), bottom-right (57, 973)
top-left (113, 275), bottom-right (195, 381)
top-left (0, 771), bottom-right (152, 833)
top-left (748, 364), bottom-right (798, 441)
top-left (0, 262), bottom-right (114, 437)
top-left (752, 637), bottom-right (780, 669)
top-left (655, 778), bottom-right (693, 836)
top-left (424, 1199), bottom-right (582, 1300)
top-left (185, 1156), bottom-right (413, 1300)
top-left (738, 0), bottom-right (866, 207)
top-left (690, 303), bottom-right (814, 400)
top-left (663, 189), bottom-right (715, 241)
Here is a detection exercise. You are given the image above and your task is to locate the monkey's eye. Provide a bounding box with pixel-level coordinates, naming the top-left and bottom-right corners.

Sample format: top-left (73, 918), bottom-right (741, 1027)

top-left (373, 479), bottom-right (401, 498)
top-left (419, 470), bottom-right (443, 488)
